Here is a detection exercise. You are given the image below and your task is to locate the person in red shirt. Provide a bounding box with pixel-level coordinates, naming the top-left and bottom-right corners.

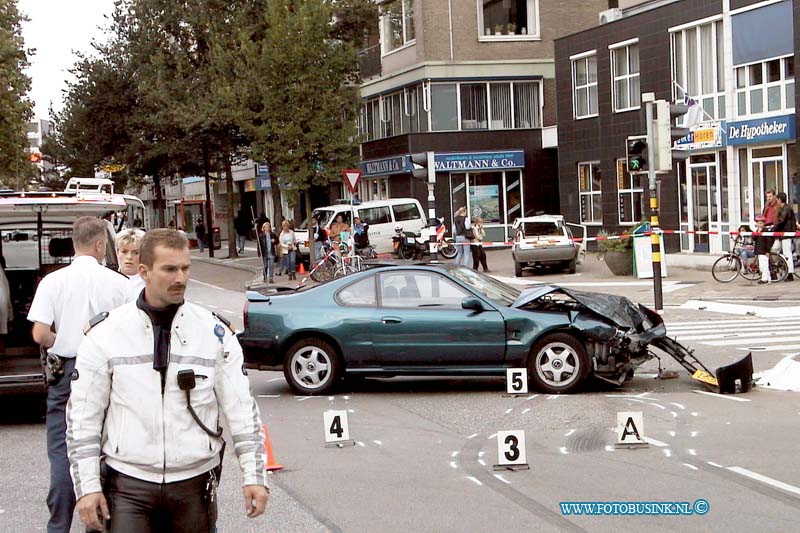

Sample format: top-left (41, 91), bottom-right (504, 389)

top-left (761, 189), bottom-right (778, 226)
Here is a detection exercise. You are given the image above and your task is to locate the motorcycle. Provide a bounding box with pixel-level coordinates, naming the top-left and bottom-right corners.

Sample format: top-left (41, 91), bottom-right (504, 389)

top-left (393, 219), bottom-right (458, 260)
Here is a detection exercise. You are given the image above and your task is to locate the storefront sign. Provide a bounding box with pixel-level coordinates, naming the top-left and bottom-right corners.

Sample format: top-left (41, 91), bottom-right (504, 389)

top-left (255, 176), bottom-right (271, 190)
top-left (256, 162), bottom-right (270, 176)
top-left (675, 122), bottom-right (725, 150)
top-left (434, 150), bottom-right (525, 171)
top-left (360, 155), bottom-right (412, 177)
top-left (727, 114), bottom-right (795, 145)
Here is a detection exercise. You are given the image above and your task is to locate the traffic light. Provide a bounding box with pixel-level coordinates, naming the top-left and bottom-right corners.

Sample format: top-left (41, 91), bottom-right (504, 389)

top-left (410, 151), bottom-right (435, 181)
top-left (626, 136), bottom-right (648, 174)
top-left (653, 100), bottom-right (690, 172)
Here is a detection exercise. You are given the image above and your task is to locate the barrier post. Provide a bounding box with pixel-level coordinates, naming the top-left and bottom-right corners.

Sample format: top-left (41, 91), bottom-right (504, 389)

top-left (644, 94), bottom-right (663, 312)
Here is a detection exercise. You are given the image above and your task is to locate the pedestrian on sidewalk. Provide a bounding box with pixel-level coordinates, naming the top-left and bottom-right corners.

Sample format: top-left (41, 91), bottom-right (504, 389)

top-left (234, 212), bottom-right (251, 254)
top-left (310, 216), bottom-right (327, 260)
top-left (278, 221), bottom-right (297, 280)
top-left (195, 218), bottom-right (206, 253)
top-left (755, 216), bottom-right (774, 284)
top-left (453, 206), bottom-right (472, 267)
top-left (471, 217), bottom-right (489, 272)
top-left (772, 191), bottom-right (796, 281)
top-left (261, 222), bottom-right (279, 283)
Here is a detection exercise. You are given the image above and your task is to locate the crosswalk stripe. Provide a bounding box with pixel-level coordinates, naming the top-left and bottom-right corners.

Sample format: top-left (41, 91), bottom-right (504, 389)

top-left (665, 319), bottom-right (800, 331)
top-left (674, 328), bottom-right (800, 341)
top-left (735, 344), bottom-right (800, 352)
top-left (705, 335), bottom-right (800, 347)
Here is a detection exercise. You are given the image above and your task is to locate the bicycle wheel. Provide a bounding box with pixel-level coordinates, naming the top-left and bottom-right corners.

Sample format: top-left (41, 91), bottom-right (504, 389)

top-left (769, 254), bottom-right (789, 282)
top-left (711, 254), bottom-right (741, 283)
top-left (333, 264), bottom-right (357, 279)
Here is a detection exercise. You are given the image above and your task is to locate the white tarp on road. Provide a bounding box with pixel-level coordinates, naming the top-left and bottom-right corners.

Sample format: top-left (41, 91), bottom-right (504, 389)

top-left (754, 354), bottom-right (800, 391)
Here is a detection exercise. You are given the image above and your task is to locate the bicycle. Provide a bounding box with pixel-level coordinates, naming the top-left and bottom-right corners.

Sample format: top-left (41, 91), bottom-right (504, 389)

top-left (712, 237), bottom-right (788, 283)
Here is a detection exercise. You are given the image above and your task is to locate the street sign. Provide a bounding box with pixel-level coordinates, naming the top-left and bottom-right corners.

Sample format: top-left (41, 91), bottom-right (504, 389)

top-left (342, 169), bottom-right (362, 194)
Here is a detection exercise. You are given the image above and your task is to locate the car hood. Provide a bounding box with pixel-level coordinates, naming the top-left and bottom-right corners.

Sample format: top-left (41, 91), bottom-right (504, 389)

top-left (511, 285), bottom-right (653, 331)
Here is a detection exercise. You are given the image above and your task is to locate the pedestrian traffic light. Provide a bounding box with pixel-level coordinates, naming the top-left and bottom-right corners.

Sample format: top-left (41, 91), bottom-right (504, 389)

top-left (626, 136), bottom-right (648, 174)
top-left (410, 152), bottom-right (435, 182)
top-left (653, 100), bottom-right (690, 172)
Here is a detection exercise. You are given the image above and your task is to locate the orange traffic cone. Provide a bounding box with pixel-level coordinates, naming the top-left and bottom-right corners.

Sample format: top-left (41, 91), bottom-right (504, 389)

top-left (262, 424), bottom-right (284, 471)
top-left (297, 262), bottom-right (306, 275)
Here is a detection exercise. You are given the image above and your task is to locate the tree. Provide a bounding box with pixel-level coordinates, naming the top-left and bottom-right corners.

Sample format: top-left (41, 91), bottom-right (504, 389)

top-left (0, 0), bottom-right (34, 187)
top-left (238, 0), bottom-right (361, 261)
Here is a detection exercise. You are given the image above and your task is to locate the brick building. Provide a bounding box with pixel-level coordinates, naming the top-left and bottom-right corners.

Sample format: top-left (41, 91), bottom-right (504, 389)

top-left (352, 0), bottom-right (611, 242)
top-left (555, 0), bottom-right (798, 254)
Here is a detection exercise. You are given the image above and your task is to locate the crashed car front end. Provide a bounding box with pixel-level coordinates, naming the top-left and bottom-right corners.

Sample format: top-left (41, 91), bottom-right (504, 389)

top-left (514, 286), bottom-right (666, 385)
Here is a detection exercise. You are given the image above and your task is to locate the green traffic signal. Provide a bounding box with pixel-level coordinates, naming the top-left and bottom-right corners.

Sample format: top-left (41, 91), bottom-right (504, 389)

top-left (626, 136), bottom-right (648, 173)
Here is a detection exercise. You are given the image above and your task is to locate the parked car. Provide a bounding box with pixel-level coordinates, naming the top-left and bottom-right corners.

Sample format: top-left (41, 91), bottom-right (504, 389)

top-left (0, 190), bottom-right (143, 396)
top-left (2, 229), bottom-right (39, 242)
top-left (239, 264), bottom-right (671, 395)
top-left (511, 215), bottom-right (586, 276)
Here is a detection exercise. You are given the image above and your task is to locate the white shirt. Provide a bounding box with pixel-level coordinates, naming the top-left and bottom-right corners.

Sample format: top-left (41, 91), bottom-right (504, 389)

top-left (127, 273), bottom-right (145, 302)
top-left (27, 255), bottom-right (130, 358)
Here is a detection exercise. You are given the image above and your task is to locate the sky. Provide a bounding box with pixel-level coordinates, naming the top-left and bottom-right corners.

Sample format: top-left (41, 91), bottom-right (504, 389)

top-left (18, 0), bottom-right (117, 120)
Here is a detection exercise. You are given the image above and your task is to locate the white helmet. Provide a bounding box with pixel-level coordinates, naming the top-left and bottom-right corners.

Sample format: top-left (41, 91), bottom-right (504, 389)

top-left (394, 223), bottom-right (403, 234)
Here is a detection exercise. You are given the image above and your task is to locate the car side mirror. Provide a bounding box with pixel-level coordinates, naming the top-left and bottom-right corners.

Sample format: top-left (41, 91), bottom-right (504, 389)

top-left (462, 297), bottom-right (484, 312)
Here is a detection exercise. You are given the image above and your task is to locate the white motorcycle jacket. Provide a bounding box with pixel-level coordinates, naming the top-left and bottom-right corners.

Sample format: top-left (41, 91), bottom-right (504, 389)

top-left (66, 300), bottom-right (268, 499)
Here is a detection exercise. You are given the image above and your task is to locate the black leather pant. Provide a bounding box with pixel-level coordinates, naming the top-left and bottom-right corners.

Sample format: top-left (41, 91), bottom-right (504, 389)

top-left (103, 468), bottom-right (216, 533)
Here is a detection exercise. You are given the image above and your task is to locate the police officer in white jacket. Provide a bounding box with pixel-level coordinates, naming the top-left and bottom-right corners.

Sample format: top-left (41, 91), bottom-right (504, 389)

top-left (67, 229), bottom-right (269, 532)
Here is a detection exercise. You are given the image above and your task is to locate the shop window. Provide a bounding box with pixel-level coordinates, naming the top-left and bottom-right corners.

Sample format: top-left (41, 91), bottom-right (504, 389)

top-left (611, 42), bottom-right (640, 112)
top-left (505, 171), bottom-right (522, 222)
top-left (735, 56), bottom-right (795, 117)
top-left (468, 172), bottom-right (504, 224)
top-left (478, 0), bottom-right (539, 39)
top-left (616, 159), bottom-right (643, 224)
top-left (572, 53), bottom-right (598, 119)
top-left (671, 20), bottom-right (725, 120)
top-left (578, 162), bottom-right (602, 223)
top-left (381, 0), bottom-right (415, 55)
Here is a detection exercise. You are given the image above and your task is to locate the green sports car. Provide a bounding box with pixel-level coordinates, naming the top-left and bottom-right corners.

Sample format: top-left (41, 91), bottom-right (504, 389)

top-left (239, 264), bottom-right (669, 395)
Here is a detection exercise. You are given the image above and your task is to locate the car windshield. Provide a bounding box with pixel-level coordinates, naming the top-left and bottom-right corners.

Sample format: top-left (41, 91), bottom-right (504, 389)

top-left (520, 222), bottom-right (561, 236)
top-left (448, 266), bottom-right (520, 307)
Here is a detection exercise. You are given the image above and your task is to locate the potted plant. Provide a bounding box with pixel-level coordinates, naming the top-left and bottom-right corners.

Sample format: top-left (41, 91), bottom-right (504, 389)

top-left (597, 230), bottom-right (634, 276)
top-left (494, 24), bottom-right (504, 36)
top-left (507, 22), bottom-right (517, 35)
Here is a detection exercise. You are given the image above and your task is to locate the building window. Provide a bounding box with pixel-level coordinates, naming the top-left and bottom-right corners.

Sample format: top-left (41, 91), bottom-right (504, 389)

top-left (381, 92), bottom-right (404, 137)
top-left (616, 159), bottom-right (643, 224)
top-left (671, 20), bottom-right (725, 120)
top-left (406, 85), bottom-right (428, 133)
top-left (611, 42), bottom-right (640, 112)
top-left (572, 54), bottom-right (598, 119)
top-left (735, 56), bottom-right (795, 117)
top-left (461, 84), bottom-right (488, 130)
top-left (578, 162), bottom-right (602, 223)
top-left (381, 0), bottom-right (415, 55)
top-left (478, 0), bottom-right (539, 39)
top-left (431, 80), bottom-right (541, 132)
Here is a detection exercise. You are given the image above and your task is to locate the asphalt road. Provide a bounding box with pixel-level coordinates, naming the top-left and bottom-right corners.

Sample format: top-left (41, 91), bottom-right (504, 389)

top-left (2, 249), bottom-right (799, 532)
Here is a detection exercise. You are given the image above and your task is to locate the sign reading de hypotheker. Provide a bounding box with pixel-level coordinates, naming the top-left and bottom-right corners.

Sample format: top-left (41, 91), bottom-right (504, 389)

top-left (342, 169), bottom-right (362, 194)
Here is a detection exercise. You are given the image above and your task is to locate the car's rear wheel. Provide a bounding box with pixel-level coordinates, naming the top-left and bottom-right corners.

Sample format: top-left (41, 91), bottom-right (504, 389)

top-left (514, 261), bottom-right (523, 277)
top-left (284, 338), bottom-right (341, 395)
top-left (567, 257), bottom-right (577, 274)
top-left (527, 333), bottom-right (591, 394)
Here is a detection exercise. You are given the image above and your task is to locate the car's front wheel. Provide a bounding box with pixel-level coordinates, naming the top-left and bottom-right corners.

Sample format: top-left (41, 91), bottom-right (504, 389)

top-left (283, 338), bottom-right (341, 395)
top-left (527, 333), bottom-right (590, 394)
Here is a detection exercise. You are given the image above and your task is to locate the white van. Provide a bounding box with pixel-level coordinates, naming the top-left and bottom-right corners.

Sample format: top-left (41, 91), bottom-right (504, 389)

top-left (296, 198), bottom-right (427, 256)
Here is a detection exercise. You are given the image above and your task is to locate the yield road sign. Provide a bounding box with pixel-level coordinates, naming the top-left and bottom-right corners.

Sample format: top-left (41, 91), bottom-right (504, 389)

top-left (342, 169), bottom-right (362, 194)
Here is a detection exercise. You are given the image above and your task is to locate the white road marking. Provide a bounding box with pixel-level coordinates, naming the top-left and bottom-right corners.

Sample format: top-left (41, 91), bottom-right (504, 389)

top-left (663, 449), bottom-right (672, 457)
top-left (222, 309), bottom-right (235, 314)
top-left (373, 440), bottom-right (383, 446)
top-left (688, 449), bottom-right (697, 456)
top-left (707, 335), bottom-right (800, 347)
top-left (665, 317), bottom-right (799, 328)
top-left (683, 463), bottom-right (699, 471)
top-left (691, 431), bottom-right (699, 437)
top-left (547, 395), bottom-right (560, 400)
top-left (736, 344), bottom-right (800, 352)
top-left (190, 279), bottom-right (226, 291)
top-left (522, 408), bottom-right (531, 414)
top-left (449, 461), bottom-right (458, 469)
top-left (671, 411), bottom-right (678, 418)
top-left (676, 329), bottom-right (800, 341)
top-left (707, 461), bottom-right (724, 468)
top-left (690, 412), bottom-right (699, 417)
top-left (504, 408), bottom-right (513, 414)
top-left (728, 466), bottom-right (800, 496)
top-left (670, 402), bottom-right (685, 410)
top-left (644, 437), bottom-right (669, 447)
top-left (257, 394), bottom-right (280, 398)
top-left (478, 459), bottom-right (487, 466)
top-left (478, 451), bottom-right (486, 457)
top-left (493, 474), bottom-right (511, 484)
top-left (357, 441), bottom-right (365, 447)
top-left (296, 397), bottom-right (311, 402)
top-left (267, 377), bottom-right (283, 383)
top-left (668, 431), bottom-right (676, 437)
top-left (466, 476), bottom-right (483, 487)
top-left (692, 390), bottom-right (751, 402)
top-left (678, 300), bottom-right (800, 318)
top-left (207, 304), bottom-right (219, 309)
top-left (559, 447), bottom-right (569, 455)
top-left (605, 445), bottom-right (615, 452)
top-left (488, 433), bottom-right (497, 440)
top-left (649, 403), bottom-right (666, 410)
top-left (348, 409), bottom-right (355, 413)
top-left (525, 395), bottom-right (538, 401)
top-left (451, 451), bottom-right (459, 458)
top-left (605, 392), bottom-right (652, 399)
top-left (564, 429), bottom-right (575, 437)
top-left (467, 433), bottom-right (478, 439)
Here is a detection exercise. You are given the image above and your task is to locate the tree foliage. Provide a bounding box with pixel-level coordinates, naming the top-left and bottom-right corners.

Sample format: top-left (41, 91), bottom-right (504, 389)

top-left (0, 0), bottom-right (34, 186)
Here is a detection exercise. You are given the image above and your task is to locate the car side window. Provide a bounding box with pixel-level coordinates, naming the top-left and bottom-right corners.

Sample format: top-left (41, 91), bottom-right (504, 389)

top-left (392, 203), bottom-right (420, 222)
top-left (379, 272), bottom-right (470, 309)
top-left (359, 206), bottom-right (391, 225)
top-left (336, 276), bottom-right (377, 307)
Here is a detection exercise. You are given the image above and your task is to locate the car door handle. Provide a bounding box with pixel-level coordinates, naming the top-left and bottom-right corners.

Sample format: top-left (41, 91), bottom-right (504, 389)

top-left (381, 316), bottom-right (403, 324)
